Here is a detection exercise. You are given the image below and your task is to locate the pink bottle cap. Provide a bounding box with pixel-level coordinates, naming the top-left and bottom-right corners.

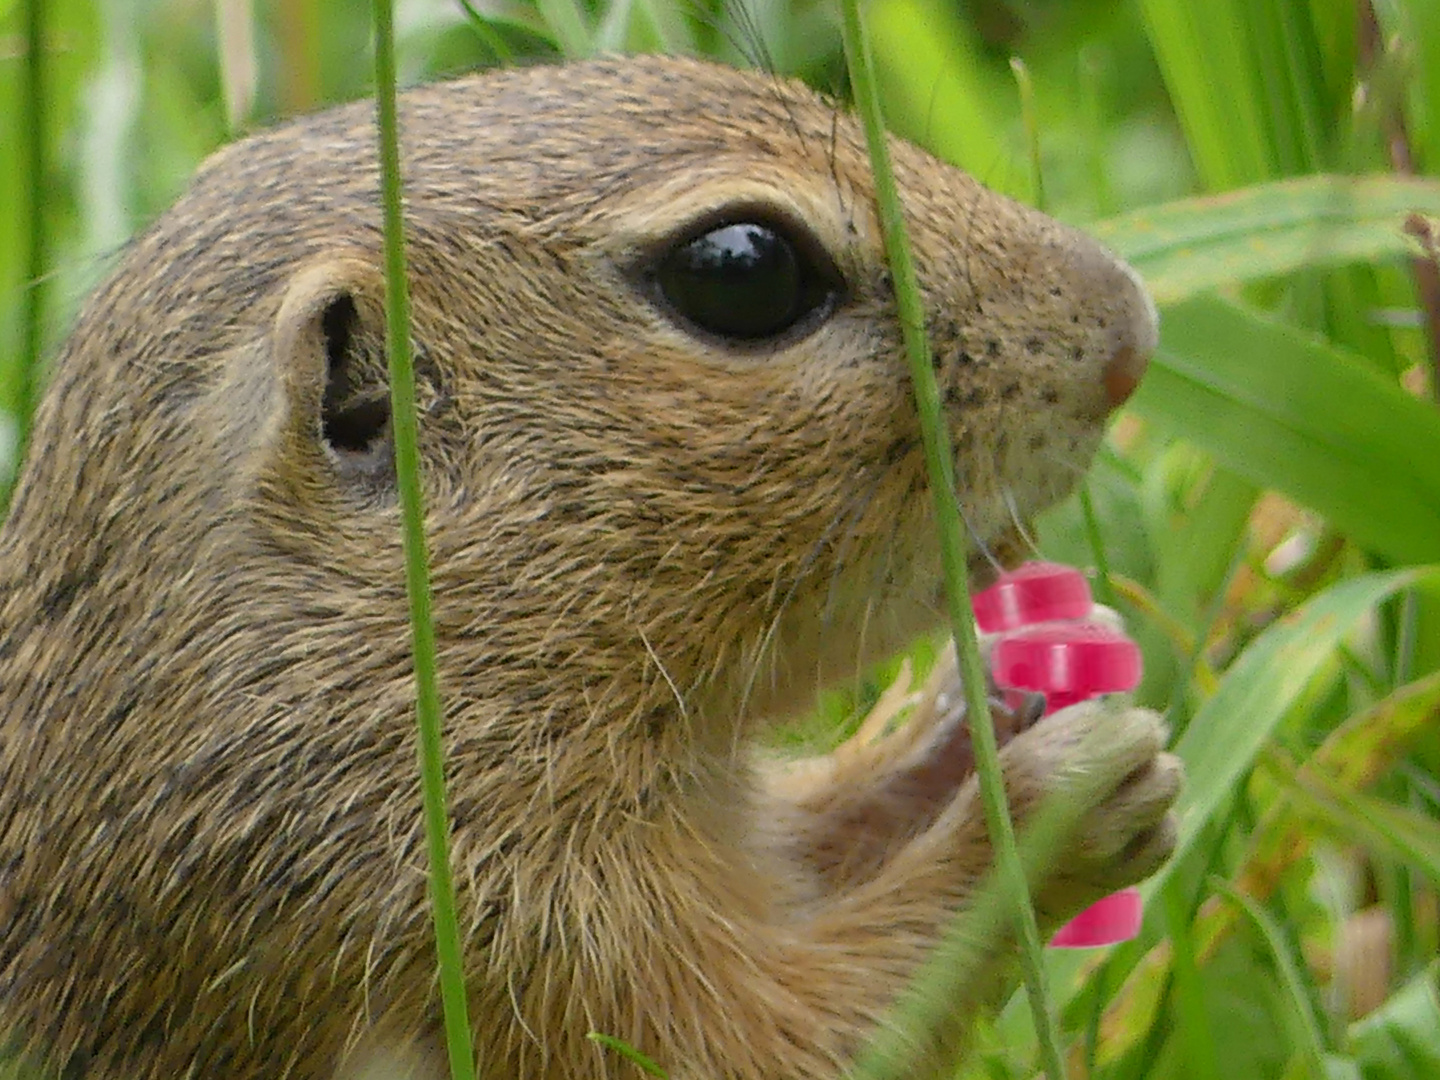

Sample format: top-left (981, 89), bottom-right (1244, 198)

top-left (991, 622), bottom-right (1141, 714)
top-left (1049, 887), bottom-right (1142, 947)
top-left (972, 561), bottom-right (1092, 633)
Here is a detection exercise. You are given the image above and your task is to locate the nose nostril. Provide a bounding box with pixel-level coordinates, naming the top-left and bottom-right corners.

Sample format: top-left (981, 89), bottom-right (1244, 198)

top-left (1103, 343), bottom-right (1145, 409)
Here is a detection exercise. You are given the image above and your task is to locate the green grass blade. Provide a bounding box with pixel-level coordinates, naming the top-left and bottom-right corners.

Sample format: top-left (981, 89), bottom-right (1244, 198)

top-left (1130, 295), bottom-right (1440, 567)
top-left (1254, 1), bottom-right (1328, 175)
top-left (534, 0), bottom-right (594, 58)
top-left (592, 0), bottom-right (637, 53)
top-left (1066, 569), bottom-right (1432, 1026)
top-left (1138, 0), bottom-right (1273, 188)
top-left (1309, 672), bottom-right (1440, 792)
top-left (1381, 0), bottom-right (1440, 173)
top-left (592, 0), bottom-right (688, 53)
top-left (1295, 780), bottom-right (1440, 891)
top-left (1090, 175), bottom-right (1440, 304)
top-left (455, 0), bottom-right (517, 65)
top-left (859, 799), bottom-right (1105, 1079)
top-left (839, 3), bottom-right (1063, 1077)
top-left (1009, 57), bottom-right (1042, 209)
top-left (1161, 884), bottom-right (1224, 1080)
top-left (864, 0), bottom-right (1012, 188)
top-left (1155, 569), bottom-right (1429, 903)
top-left (1239, 671), bottom-right (1440, 893)
top-left (1211, 880), bottom-right (1331, 1077)
top-left (1149, 465), bottom-right (1257, 641)
top-left (1348, 963), bottom-right (1440, 1080)
top-left (372, 4), bottom-right (476, 1079)
top-left (8, 0), bottom-right (48, 511)
top-left (587, 1033), bottom-right (669, 1078)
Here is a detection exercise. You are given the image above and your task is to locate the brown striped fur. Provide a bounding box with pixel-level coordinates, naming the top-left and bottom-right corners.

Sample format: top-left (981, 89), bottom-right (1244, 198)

top-left (0, 55), bottom-right (1178, 1080)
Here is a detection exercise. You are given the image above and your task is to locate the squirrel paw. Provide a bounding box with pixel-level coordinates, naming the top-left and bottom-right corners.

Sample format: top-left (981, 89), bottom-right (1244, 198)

top-left (993, 701), bottom-right (1182, 922)
top-left (833, 641), bottom-right (1042, 809)
top-left (764, 642), bottom-right (1040, 889)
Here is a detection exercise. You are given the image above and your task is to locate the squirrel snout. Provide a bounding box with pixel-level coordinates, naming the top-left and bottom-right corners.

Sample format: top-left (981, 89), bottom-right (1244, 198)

top-left (975, 224), bottom-right (1159, 423)
top-left (1101, 259), bottom-right (1158, 411)
top-left (1038, 229), bottom-right (1159, 418)
top-left (1070, 243), bottom-right (1158, 414)
top-left (1104, 344), bottom-right (1146, 410)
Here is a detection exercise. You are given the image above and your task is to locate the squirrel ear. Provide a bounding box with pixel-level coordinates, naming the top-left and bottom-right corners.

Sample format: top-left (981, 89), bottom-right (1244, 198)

top-left (273, 258), bottom-right (395, 484)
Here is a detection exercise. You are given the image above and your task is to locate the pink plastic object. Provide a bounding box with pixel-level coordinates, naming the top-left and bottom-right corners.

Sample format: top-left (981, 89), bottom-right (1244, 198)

top-left (973, 562), bottom-right (1144, 948)
top-left (972, 560), bottom-right (1091, 633)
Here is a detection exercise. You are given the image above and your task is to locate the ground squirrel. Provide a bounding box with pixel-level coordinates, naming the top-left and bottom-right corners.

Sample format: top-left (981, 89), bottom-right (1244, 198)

top-left (0, 55), bottom-right (1179, 1080)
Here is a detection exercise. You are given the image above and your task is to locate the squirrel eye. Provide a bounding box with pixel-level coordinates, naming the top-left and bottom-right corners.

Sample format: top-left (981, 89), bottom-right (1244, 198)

top-left (654, 221), bottom-right (837, 342)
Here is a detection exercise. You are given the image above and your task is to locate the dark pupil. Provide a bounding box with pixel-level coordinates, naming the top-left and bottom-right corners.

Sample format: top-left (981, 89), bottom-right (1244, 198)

top-left (657, 223), bottom-right (805, 340)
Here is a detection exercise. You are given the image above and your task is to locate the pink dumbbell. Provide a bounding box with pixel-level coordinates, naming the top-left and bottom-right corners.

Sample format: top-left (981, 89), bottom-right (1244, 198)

top-left (973, 561), bottom-right (1143, 948)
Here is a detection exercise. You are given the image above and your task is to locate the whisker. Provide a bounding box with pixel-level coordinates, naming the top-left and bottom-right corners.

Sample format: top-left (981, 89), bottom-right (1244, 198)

top-left (1037, 445), bottom-right (1095, 478)
top-left (953, 494), bottom-right (998, 576)
top-left (717, 0), bottom-right (816, 156)
top-left (674, 0), bottom-right (762, 70)
top-left (726, 0), bottom-right (778, 75)
top-left (1002, 487), bottom-right (1041, 559)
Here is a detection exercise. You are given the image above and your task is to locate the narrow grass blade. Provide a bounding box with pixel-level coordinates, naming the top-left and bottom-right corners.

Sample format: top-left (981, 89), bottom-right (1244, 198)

top-left (848, 773), bottom-right (1106, 1079)
top-left (1131, 295), bottom-right (1440, 567)
top-left (1311, 672), bottom-right (1440, 791)
top-left (1009, 57), bottom-right (1042, 209)
top-left (1084, 667), bottom-right (1440, 1056)
top-left (372, 4), bottom-right (476, 1079)
top-left (1161, 884), bottom-right (1223, 1080)
top-left (1292, 778), bottom-right (1440, 891)
top-left (1137, 0), bottom-right (1273, 188)
top-left (455, 0), bottom-right (517, 64)
top-left (864, 0), bottom-right (1012, 188)
top-left (1378, 1), bottom-right (1440, 174)
top-left (839, 2), bottom-right (1064, 1077)
top-left (535, 0), bottom-right (594, 58)
top-left (1091, 175), bottom-right (1440, 304)
top-left (1348, 963), bottom-right (1440, 1080)
top-left (1066, 570), bottom-right (1433, 1027)
top-left (1240, 670), bottom-right (1440, 894)
top-left (1154, 569), bottom-right (1429, 903)
top-left (587, 1033), bottom-right (669, 1078)
top-left (1211, 880), bottom-right (1331, 1078)
top-left (592, 0), bottom-right (690, 53)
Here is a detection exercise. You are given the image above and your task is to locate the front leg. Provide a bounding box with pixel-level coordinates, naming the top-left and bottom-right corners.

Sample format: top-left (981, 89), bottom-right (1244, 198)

top-left (758, 641), bottom-right (1042, 893)
top-left (767, 697), bottom-right (1182, 1076)
top-left (406, 654), bottom-right (1182, 1080)
top-left (642, 687), bottom-right (1183, 1080)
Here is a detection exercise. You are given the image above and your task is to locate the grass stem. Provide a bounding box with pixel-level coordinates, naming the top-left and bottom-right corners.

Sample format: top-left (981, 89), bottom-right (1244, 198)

top-left (371, 5), bottom-right (477, 1079)
top-left (9, 0), bottom-right (49, 513)
top-left (838, 3), bottom-right (1066, 1077)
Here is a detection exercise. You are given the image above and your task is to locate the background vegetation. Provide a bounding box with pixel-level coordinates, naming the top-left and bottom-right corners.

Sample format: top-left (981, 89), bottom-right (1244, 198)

top-left (2, 0), bottom-right (1438, 1078)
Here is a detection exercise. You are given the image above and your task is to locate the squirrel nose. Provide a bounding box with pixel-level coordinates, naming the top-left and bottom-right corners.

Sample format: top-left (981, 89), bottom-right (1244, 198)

top-left (1101, 261), bottom-right (1158, 410)
top-left (1104, 343), bottom-right (1146, 410)
top-left (1054, 233), bottom-right (1158, 417)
